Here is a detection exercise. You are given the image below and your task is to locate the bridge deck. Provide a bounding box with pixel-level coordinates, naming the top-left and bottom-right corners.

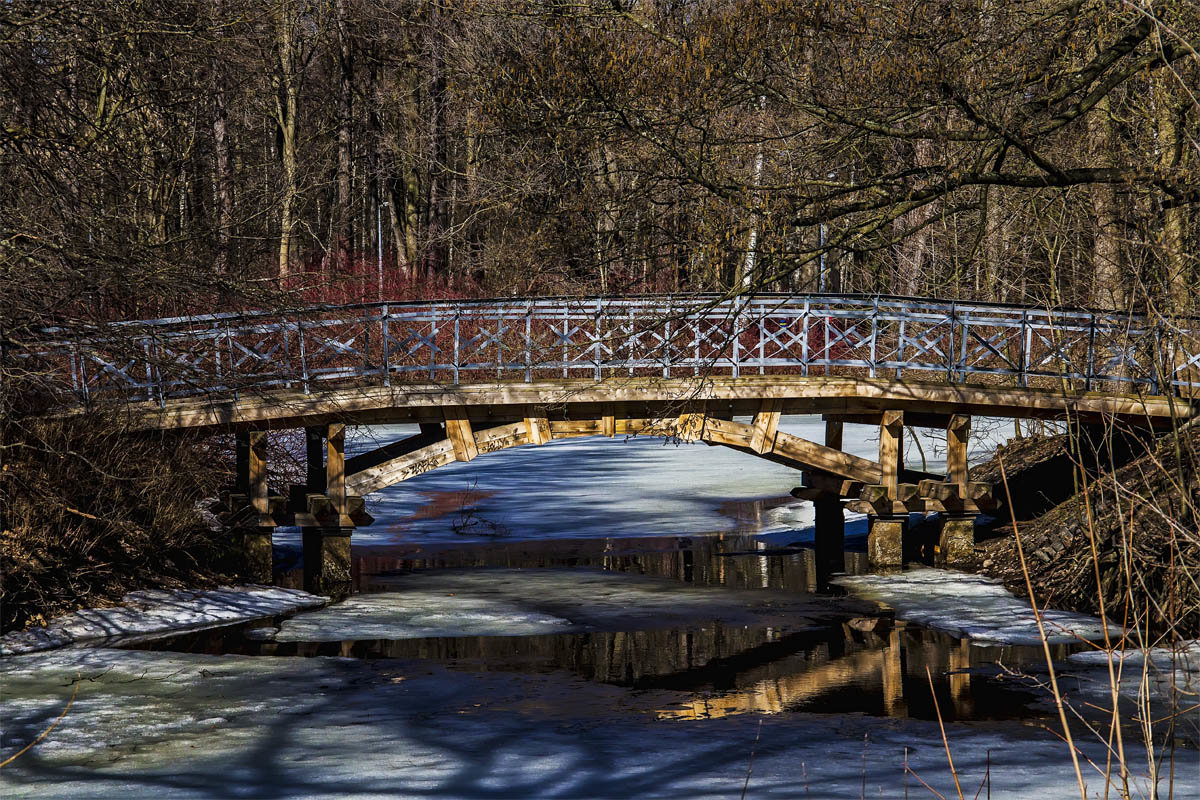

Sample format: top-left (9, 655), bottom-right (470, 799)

top-left (121, 375), bottom-right (1191, 432)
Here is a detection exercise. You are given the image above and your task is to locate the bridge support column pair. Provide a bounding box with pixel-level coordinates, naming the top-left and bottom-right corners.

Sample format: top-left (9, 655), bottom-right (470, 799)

top-left (866, 411), bottom-right (977, 568)
top-left (299, 423), bottom-right (354, 598)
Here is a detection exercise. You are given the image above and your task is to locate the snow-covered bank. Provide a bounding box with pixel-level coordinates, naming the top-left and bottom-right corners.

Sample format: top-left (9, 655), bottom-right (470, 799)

top-left (0, 587), bottom-right (327, 656)
top-left (2, 647), bottom-right (1187, 800)
top-left (833, 568), bottom-right (1119, 645)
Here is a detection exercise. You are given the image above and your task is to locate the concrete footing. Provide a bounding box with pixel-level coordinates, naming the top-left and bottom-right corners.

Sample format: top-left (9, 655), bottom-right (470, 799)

top-left (241, 529), bottom-right (274, 584)
top-left (937, 516), bottom-right (976, 566)
top-left (303, 527), bottom-right (353, 597)
top-left (868, 517), bottom-right (906, 568)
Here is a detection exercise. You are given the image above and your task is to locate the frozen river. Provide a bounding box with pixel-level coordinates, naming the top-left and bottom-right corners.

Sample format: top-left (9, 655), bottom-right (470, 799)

top-left (2, 417), bottom-right (1195, 799)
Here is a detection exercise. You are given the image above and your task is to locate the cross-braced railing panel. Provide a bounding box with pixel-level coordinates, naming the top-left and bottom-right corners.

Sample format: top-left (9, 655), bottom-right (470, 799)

top-left (17, 294), bottom-right (1200, 405)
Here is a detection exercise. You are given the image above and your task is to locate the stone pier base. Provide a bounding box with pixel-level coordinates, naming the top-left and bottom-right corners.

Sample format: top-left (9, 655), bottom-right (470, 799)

top-left (868, 517), bottom-right (906, 568)
top-left (241, 529), bottom-right (274, 584)
top-left (937, 516), bottom-right (976, 566)
top-left (303, 527), bottom-right (353, 597)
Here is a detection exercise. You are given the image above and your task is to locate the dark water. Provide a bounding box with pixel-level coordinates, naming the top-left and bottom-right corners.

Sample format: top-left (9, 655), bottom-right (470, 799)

top-left (134, 531), bottom-right (1065, 724)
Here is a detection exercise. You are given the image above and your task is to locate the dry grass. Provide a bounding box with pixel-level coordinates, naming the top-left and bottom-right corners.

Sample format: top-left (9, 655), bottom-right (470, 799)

top-left (1, 412), bottom-right (236, 632)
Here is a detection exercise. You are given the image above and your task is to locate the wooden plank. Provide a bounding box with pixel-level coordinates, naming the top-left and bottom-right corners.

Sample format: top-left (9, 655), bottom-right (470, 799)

top-left (128, 376), bottom-right (1194, 431)
top-left (879, 410), bottom-right (903, 497)
top-left (443, 406), bottom-right (478, 462)
top-left (703, 417), bottom-right (881, 483)
top-left (551, 419), bottom-right (604, 437)
top-left (523, 404), bottom-right (551, 445)
top-left (749, 398), bottom-right (782, 454)
top-left (823, 411), bottom-right (954, 429)
top-left (346, 440), bottom-right (457, 495)
top-left (343, 427), bottom-right (443, 477)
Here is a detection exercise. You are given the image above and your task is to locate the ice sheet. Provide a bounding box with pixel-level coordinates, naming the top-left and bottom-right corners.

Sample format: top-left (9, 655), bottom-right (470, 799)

top-left (1, 647), bottom-right (1186, 800)
top-left (0, 587), bottom-right (326, 656)
top-left (277, 568), bottom-right (856, 642)
top-left (833, 568), bottom-right (1119, 645)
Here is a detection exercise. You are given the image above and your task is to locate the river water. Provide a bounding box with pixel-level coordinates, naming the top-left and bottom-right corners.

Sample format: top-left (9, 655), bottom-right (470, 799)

top-left (1, 417), bottom-right (1195, 798)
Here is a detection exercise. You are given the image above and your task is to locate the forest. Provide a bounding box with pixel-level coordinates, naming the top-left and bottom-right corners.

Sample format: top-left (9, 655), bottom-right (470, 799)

top-left (3, 0), bottom-right (1197, 335)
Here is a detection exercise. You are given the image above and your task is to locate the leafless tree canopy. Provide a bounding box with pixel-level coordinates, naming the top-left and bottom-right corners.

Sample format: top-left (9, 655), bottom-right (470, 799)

top-left (2, 0), bottom-right (1196, 336)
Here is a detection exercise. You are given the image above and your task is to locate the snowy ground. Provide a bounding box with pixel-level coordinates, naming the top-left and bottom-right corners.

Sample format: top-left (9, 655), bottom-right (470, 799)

top-left (833, 569), bottom-right (1120, 645)
top-left (0, 587), bottom-right (326, 656)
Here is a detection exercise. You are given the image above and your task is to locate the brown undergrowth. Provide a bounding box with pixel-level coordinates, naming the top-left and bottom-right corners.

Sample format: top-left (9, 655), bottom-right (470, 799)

top-left (0, 412), bottom-right (236, 633)
top-left (978, 424), bottom-right (1200, 639)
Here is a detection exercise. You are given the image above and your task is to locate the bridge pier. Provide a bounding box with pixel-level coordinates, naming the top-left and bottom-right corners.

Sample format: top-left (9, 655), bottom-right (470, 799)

top-left (936, 415), bottom-right (976, 567)
top-left (813, 420), bottom-right (845, 578)
top-left (299, 423), bottom-right (356, 597)
top-left (868, 410), bottom-right (907, 568)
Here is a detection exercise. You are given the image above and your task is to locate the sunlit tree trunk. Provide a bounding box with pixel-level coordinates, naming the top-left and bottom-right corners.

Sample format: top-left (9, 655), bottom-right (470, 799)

top-left (211, 0), bottom-right (233, 275)
top-left (334, 0), bottom-right (352, 273)
top-left (1089, 94), bottom-right (1125, 310)
top-left (272, 0), bottom-right (302, 280)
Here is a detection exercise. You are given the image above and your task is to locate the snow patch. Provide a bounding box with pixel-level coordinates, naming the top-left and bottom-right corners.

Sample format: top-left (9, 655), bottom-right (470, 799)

top-left (833, 568), bottom-right (1119, 645)
top-left (276, 591), bottom-right (573, 642)
top-left (0, 586), bottom-right (327, 656)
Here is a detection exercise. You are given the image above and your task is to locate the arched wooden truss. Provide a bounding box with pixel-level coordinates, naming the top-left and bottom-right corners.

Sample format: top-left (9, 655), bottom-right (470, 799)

top-left (339, 403), bottom-right (991, 516)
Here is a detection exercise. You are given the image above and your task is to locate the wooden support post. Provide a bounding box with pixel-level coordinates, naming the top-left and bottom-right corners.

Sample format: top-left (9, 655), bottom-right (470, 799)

top-left (235, 431), bottom-right (250, 494)
top-left (243, 430), bottom-right (273, 582)
top-left (825, 419), bottom-right (844, 452)
top-left (249, 431), bottom-right (269, 524)
top-left (303, 421), bottom-right (354, 597)
top-left (879, 410), bottom-right (903, 498)
top-left (947, 414), bottom-right (970, 494)
top-left (813, 419), bottom-right (846, 579)
top-left (523, 404), bottom-right (552, 445)
top-left (868, 517), bottom-right (906, 568)
top-left (305, 426), bottom-right (326, 492)
top-left (602, 404), bottom-right (616, 438)
top-left (813, 494), bottom-right (844, 577)
top-left (444, 406), bottom-right (478, 461)
top-left (326, 422), bottom-right (350, 523)
top-left (749, 399), bottom-right (783, 454)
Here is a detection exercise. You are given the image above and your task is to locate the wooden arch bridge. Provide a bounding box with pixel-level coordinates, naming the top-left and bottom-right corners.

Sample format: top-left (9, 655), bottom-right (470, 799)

top-left (21, 293), bottom-right (1200, 591)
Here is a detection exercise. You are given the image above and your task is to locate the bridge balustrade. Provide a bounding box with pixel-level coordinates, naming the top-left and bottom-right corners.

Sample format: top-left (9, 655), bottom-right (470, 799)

top-left (15, 294), bottom-right (1200, 406)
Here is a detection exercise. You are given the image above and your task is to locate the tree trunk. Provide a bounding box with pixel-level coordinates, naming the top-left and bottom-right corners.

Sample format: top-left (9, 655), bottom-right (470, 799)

top-left (334, 0), bottom-right (353, 273)
top-left (211, 0), bottom-right (233, 275)
top-left (1089, 95), bottom-right (1124, 310)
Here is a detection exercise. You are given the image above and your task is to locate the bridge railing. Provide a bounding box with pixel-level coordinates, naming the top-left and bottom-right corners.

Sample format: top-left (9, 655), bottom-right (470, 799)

top-left (15, 295), bottom-right (1200, 405)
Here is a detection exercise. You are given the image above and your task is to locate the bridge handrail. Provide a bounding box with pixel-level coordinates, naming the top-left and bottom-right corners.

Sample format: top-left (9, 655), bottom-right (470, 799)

top-left (12, 293), bottom-right (1200, 404)
top-left (23, 292), bottom-right (1200, 341)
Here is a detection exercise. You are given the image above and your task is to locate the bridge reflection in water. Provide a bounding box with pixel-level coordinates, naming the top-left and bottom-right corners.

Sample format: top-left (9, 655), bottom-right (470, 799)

top-left (160, 532), bottom-right (1065, 724)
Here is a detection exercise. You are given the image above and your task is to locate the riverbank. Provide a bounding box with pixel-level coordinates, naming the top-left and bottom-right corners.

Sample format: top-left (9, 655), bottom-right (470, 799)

top-left (972, 425), bottom-right (1199, 638)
